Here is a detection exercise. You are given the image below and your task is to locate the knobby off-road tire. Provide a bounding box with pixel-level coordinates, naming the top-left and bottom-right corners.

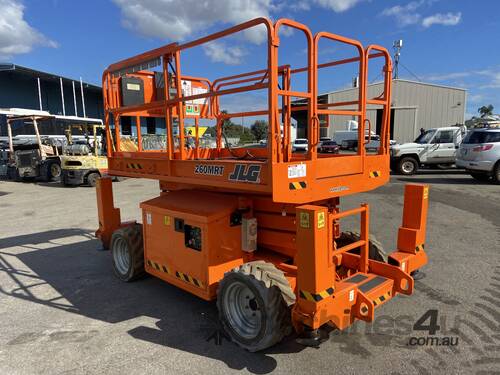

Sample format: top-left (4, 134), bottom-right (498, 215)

top-left (217, 261), bottom-right (295, 352)
top-left (337, 231), bottom-right (388, 263)
top-left (111, 224), bottom-right (145, 282)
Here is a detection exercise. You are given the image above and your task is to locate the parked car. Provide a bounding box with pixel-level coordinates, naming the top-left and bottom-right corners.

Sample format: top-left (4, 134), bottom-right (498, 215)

top-left (456, 125), bottom-right (500, 183)
top-left (318, 140), bottom-right (340, 154)
top-left (340, 135), bottom-right (383, 152)
top-left (292, 138), bottom-right (308, 152)
top-left (390, 126), bottom-right (467, 175)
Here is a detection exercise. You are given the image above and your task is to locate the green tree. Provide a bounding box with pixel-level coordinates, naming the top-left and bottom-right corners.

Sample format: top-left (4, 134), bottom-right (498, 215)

top-left (205, 126), bottom-right (216, 137)
top-left (478, 104), bottom-right (494, 118)
top-left (250, 120), bottom-right (268, 141)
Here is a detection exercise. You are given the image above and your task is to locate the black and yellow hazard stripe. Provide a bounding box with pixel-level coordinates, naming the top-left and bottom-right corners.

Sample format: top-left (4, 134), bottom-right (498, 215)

top-left (373, 291), bottom-right (391, 307)
top-left (415, 243), bottom-right (425, 252)
top-left (147, 259), bottom-right (171, 274)
top-left (289, 181), bottom-right (307, 190)
top-left (175, 271), bottom-right (204, 288)
top-left (126, 163), bottom-right (143, 170)
top-left (299, 287), bottom-right (334, 302)
top-left (369, 170), bottom-right (381, 178)
top-left (146, 259), bottom-right (204, 289)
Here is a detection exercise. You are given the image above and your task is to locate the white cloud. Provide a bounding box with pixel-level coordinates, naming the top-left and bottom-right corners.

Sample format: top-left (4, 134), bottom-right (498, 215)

top-left (113, 0), bottom-right (370, 47)
top-left (468, 94), bottom-right (484, 104)
top-left (113, 0), bottom-right (273, 44)
top-left (381, 1), bottom-right (424, 26)
top-left (0, 0), bottom-right (57, 59)
top-left (424, 72), bottom-right (471, 81)
top-left (203, 41), bottom-right (247, 65)
top-left (313, 0), bottom-right (365, 12)
top-left (424, 68), bottom-right (500, 89)
top-left (479, 72), bottom-right (500, 89)
top-left (290, 2), bottom-right (311, 11)
top-left (381, 1), bottom-right (461, 29)
top-left (422, 12), bottom-right (462, 28)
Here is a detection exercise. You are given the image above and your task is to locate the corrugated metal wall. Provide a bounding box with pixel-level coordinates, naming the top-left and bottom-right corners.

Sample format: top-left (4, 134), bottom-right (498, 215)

top-left (327, 80), bottom-right (466, 143)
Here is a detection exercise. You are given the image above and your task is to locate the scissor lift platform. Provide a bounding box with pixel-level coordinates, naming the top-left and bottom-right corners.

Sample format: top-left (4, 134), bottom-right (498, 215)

top-left (96, 17), bottom-right (429, 352)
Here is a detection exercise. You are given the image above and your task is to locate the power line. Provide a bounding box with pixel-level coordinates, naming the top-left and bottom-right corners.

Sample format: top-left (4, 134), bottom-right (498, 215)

top-left (400, 62), bottom-right (422, 82)
top-left (369, 72), bottom-right (383, 84)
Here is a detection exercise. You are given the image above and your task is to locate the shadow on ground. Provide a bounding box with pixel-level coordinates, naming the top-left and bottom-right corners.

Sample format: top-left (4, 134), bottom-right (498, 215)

top-left (0, 229), bottom-right (306, 374)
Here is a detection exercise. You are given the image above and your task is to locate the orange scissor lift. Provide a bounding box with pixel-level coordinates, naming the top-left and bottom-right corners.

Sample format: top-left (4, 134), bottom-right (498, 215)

top-left (96, 18), bottom-right (429, 351)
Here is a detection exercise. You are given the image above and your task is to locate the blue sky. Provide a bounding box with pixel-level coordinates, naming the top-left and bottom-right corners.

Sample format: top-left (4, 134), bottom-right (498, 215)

top-left (1, 0), bottom-right (499, 120)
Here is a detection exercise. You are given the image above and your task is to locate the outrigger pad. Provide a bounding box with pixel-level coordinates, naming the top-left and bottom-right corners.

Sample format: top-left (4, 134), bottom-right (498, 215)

top-left (295, 328), bottom-right (330, 347)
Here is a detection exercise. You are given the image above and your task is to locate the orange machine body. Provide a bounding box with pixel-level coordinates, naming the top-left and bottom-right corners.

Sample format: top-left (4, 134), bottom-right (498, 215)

top-left (95, 17), bottom-right (429, 333)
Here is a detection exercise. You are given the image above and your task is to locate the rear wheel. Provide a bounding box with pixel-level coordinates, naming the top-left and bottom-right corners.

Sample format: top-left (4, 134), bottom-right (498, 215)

top-left (86, 172), bottom-right (100, 187)
top-left (398, 157), bottom-right (418, 175)
top-left (111, 224), bottom-right (145, 282)
top-left (41, 160), bottom-right (61, 182)
top-left (49, 162), bottom-right (61, 180)
top-left (493, 162), bottom-right (500, 184)
top-left (217, 261), bottom-right (295, 352)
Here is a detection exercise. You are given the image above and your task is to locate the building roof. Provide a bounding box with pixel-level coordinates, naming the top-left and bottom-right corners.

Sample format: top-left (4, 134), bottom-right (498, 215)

top-left (319, 78), bottom-right (466, 97)
top-left (0, 63), bottom-right (101, 91)
top-left (0, 108), bottom-right (103, 123)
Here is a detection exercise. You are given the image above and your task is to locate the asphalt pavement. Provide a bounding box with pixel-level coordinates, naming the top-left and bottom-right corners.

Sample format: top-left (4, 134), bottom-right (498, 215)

top-left (0, 170), bottom-right (498, 374)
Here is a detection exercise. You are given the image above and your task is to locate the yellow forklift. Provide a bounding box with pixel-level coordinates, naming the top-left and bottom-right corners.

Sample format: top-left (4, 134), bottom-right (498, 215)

top-left (60, 121), bottom-right (109, 187)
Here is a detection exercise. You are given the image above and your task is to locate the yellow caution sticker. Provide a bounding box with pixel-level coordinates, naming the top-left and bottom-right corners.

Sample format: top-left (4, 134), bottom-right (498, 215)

top-left (317, 212), bottom-right (325, 229)
top-left (164, 215), bottom-right (171, 226)
top-left (299, 212), bottom-right (310, 228)
top-left (423, 186), bottom-right (429, 200)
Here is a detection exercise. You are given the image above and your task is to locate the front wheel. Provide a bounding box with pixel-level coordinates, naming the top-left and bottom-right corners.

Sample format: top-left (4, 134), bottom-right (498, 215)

top-left (398, 157), bottom-right (418, 175)
top-left (86, 172), bottom-right (100, 187)
top-left (111, 224), bottom-right (145, 282)
top-left (217, 261), bottom-right (295, 352)
top-left (493, 162), bottom-right (500, 184)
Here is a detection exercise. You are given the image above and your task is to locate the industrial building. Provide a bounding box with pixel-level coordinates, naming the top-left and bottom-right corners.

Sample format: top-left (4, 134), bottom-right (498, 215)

top-left (0, 64), bottom-right (103, 136)
top-left (294, 79), bottom-right (466, 143)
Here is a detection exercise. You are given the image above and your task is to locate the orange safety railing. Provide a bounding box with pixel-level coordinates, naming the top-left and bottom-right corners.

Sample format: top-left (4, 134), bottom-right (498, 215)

top-left (330, 204), bottom-right (370, 273)
top-left (99, 17), bottom-right (394, 201)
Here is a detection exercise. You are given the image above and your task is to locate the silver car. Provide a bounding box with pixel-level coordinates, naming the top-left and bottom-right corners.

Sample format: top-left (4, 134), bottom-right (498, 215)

top-left (456, 127), bottom-right (500, 183)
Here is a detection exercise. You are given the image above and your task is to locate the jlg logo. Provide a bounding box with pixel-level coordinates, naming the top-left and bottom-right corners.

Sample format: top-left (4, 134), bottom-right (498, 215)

top-left (228, 164), bottom-right (261, 183)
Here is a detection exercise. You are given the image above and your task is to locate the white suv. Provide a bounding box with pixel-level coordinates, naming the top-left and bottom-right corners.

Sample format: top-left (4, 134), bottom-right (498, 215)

top-left (456, 127), bottom-right (500, 183)
top-left (292, 138), bottom-right (308, 152)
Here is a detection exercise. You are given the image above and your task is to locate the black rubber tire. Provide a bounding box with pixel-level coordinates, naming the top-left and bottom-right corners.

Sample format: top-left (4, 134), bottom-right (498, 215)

top-left (492, 162), bottom-right (500, 184)
top-left (336, 231), bottom-right (388, 263)
top-left (397, 156), bottom-right (418, 175)
top-left (110, 224), bottom-right (145, 282)
top-left (470, 172), bottom-right (491, 182)
top-left (217, 261), bottom-right (295, 352)
top-left (86, 172), bottom-right (100, 187)
top-left (40, 160), bottom-right (61, 182)
top-left (49, 161), bottom-right (62, 181)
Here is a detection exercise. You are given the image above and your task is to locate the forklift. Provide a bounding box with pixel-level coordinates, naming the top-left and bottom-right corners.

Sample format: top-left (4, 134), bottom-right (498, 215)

top-left (59, 121), bottom-right (109, 187)
top-left (95, 18), bottom-right (429, 351)
top-left (2, 109), bottom-right (62, 182)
